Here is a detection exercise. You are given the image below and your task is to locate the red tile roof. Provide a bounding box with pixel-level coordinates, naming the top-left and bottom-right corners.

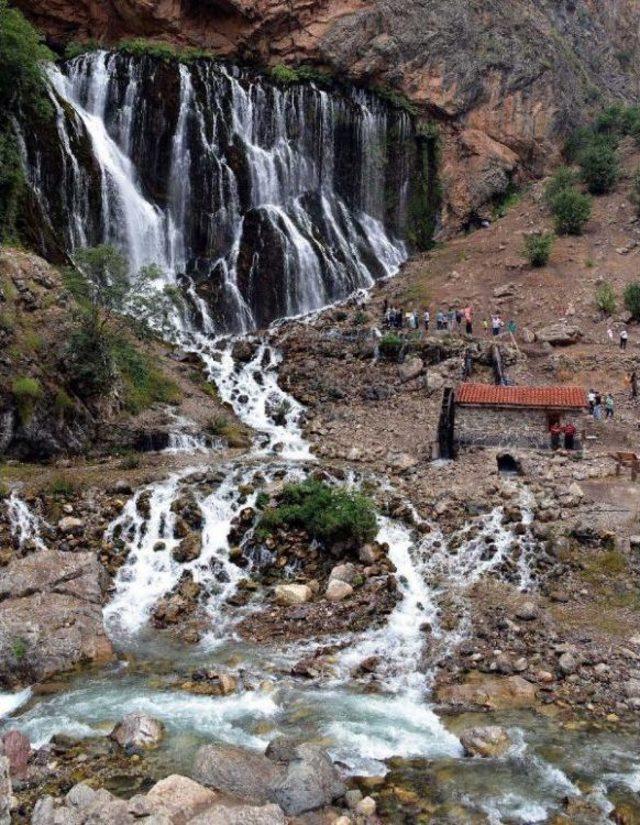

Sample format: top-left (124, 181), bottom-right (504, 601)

top-left (456, 384), bottom-right (588, 409)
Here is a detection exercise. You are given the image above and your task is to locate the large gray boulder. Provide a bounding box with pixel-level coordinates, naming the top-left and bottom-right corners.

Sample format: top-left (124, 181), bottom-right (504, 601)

top-left (192, 744), bottom-right (283, 805)
top-left (110, 713), bottom-right (164, 750)
top-left (535, 322), bottom-right (582, 346)
top-left (271, 744), bottom-right (346, 816)
top-left (460, 725), bottom-right (513, 758)
top-left (0, 549), bottom-right (113, 686)
top-left (193, 742), bottom-right (345, 816)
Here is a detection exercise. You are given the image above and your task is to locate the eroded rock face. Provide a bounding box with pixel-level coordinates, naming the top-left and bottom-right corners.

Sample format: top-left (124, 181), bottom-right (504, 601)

top-left (15, 0), bottom-right (640, 228)
top-left (0, 549), bottom-right (113, 687)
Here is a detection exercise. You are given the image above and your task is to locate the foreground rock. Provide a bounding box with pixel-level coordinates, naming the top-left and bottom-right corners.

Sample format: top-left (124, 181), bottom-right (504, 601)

top-left (110, 713), bottom-right (164, 750)
top-left (193, 742), bottom-right (345, 815)
top-left (30, 775), bottom-right (286, 825)
top-left (0, 549), bottom-right (113, 687)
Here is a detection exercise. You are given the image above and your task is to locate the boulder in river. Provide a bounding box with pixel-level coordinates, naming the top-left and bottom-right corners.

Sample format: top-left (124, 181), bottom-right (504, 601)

top-left (271, 743), bottom-right (346, 816)
top-left (110, 713), bottom-right (164, 750)
top-left (193, 744), bottom-right (282, 804)
top-left (459, 725), bottom-right (512, 758)
top-left (193, 742), bottom-right (345, 815)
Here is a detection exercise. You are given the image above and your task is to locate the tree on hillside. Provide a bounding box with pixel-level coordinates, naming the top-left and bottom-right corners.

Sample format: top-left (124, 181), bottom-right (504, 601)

top-left (63, 245), bottom-right (183, 397)
top-left (550, 189), bottom-right (592, 236)
top-left (624, 282), bottom-right (640, 321)
top-left (579, 141), bottom-right (619, 195)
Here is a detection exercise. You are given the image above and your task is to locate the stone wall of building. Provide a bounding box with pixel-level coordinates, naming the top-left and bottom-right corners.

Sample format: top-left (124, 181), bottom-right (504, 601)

top-left (455, 406), bottom-right (557, 449)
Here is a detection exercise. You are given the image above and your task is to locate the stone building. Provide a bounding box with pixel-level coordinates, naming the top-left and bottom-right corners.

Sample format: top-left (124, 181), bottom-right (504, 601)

top-left (454, 384), bottom-right (588, 450)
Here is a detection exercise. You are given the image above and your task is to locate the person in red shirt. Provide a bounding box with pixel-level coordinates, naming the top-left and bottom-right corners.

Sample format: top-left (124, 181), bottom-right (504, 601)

top-left (550, 422), bottom-right (562, 450)
top-left (563, 422), bottom-right (577, 450)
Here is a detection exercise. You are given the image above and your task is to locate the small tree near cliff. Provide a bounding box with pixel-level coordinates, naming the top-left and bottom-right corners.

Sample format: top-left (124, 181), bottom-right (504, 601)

top-left (523, 233), bottom-right (554, 268)
top-left (579, 141), bottom-right (619, 195)
top-left (550, 189), bottom-right (592, 236)
top-left (624, 282), bottom-right (640, 321)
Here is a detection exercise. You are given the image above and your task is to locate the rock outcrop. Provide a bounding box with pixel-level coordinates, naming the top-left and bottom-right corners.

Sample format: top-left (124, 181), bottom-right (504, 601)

top-left (15, 0), bottom-right (640, 227)
top-left (0, 548), bottom-right (113, 687)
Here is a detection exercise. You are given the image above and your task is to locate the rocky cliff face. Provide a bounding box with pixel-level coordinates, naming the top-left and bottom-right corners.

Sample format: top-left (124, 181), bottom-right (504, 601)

top-left (14, 0), bottom-right (640, 229)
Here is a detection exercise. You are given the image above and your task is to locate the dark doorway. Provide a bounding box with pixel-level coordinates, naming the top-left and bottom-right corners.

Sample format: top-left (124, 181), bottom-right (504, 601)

top-left (497, 453), bottom-right (522, 475)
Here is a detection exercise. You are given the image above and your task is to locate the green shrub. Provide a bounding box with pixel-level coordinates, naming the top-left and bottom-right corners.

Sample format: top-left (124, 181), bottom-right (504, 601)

top-left (117, 39), bottom-right (213, 64)
top-left (49, 473), bottom-right (77, 496)
top-left (544, 167), bottom-right (578, 205)
top-left (379, 333), bottom-right (404, 361)
top-left (0, 1), bottom-right (53, 117)
top-left (579, 141), bottom-right (619, 195)
top-left (0, 132), bottom-right (25, 243)
top-left (111, 338), bottom-right (181, 414)
top-left (11, 376), bottom-right (42, 423)
top-left (523, 232), bottom-right (554, 268)
top-left (624, 282), bottom-right (640, 320)
top-left (257, 479), bottom-right (377, 547)
top-left (550, 189), bottom-right (592, 235)
top-left (270, 64), bottom-right (301, 85)
top-left (595, 282), bottom-right (616, 315)
top-left (491, 184), bottom-right (520, 220)
top-left (255, 492), bottom-right (269, 510)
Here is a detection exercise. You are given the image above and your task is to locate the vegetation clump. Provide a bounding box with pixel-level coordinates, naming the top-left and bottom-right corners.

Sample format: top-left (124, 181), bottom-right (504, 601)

top-left (257, 479), bottom-right (378, 548)
top-left (63, 244), bottom-right (180, 407)
top-left (578, 141), bottom-right (619, 195)
top-left (379, 333), bottom-right (404, 361)
top-left (624, 282), bottom-right (640, 321)
top-left (0, 1), bottom-right (53, 242)
top-left (595, 282), bottom-right (616, 315)
top-left (550, 188), bottom-right (592, 236)
top-left (11, 376), bottom-right (43, 424)
top-left (523, 232), bottom-right (554, 268)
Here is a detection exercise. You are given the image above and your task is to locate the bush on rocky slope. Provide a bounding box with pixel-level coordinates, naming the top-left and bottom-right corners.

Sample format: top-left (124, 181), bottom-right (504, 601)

top-left (551, 188), bottom-right (592, 236)
top-left (523, 232), bottom-right (554, 268)
top-left (257, 479), bottom-right (378, 548)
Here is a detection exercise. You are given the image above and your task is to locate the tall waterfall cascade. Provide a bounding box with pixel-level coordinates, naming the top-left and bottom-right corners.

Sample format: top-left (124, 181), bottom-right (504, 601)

top-left (21, 52), bottom-right (419, 333)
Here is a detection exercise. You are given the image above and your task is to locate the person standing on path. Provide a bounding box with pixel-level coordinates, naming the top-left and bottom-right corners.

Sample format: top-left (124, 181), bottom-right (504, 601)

top-left (423, 309), bottom-right (430, 333)
top-left (605, 393), bottom-right (615, 419)
top-left (620, 328), bottom-right (629, 350)
top-left (550, 422), bottom-right (562, 450)
top-left (564, 422), bottom-right (576, 450)
top-left (491, 314), bottom-right (503, 337)
top-left (464, 305), bottom-right (473, 335)
top-left (630, 370), bottom-right (638, 400)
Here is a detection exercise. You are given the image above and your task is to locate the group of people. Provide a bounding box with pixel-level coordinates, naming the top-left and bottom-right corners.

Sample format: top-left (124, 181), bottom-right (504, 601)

top-left (587, 389), bottom-right (615, 420)
top-left (382, 302), bottom-right (511, 338)
top-left (550, 421), bottom-right (577, 450)
top-left (381, 300), bottom-right (523, 341)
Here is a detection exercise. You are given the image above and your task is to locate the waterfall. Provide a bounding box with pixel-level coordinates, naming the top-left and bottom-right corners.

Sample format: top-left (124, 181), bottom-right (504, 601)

top-left (21, 52), bottom-right (416, 334)
top-left (5, 491), bottom-right (47, 551)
